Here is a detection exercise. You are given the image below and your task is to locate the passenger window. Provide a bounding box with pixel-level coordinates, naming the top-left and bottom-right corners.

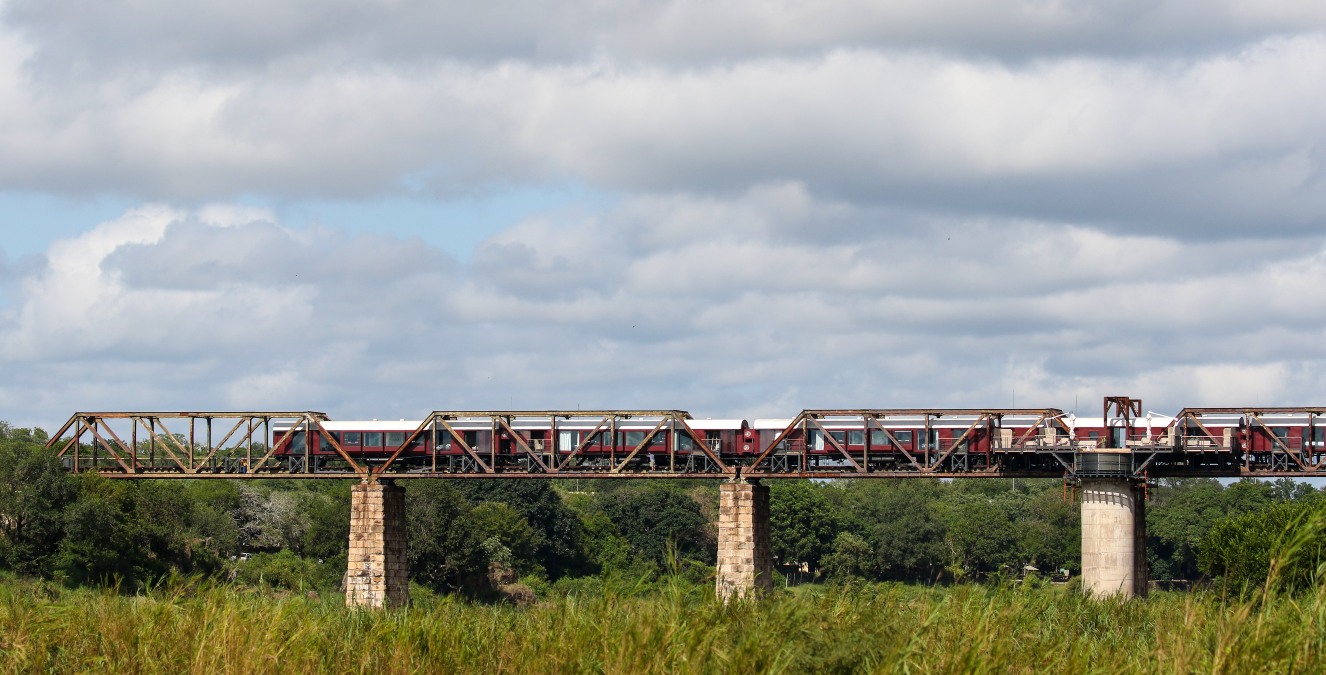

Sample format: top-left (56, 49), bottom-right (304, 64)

top-left (870, 430), bottom-right (890, 446)
top-left (848, 431), bottom-right (865, 445)
top-left (291, 432), bottom-right (306, 452)
top-left (386, 432), bottom-right (406, 446)
top-left (365, 432), bottom-right (384, 447)
top-left (830, 431), bottom-right (846, 444)
top-left (343, 432), bottom-right (361, 446)
top-left (894, 431), bottom-right (913, 446)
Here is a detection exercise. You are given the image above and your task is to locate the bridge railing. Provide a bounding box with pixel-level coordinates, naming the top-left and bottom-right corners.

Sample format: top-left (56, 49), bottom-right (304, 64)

top-left (45, 412), bottom-right (367, 477)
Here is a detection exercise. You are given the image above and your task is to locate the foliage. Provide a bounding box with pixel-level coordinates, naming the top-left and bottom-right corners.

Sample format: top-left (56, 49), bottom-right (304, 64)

top-left (768, 480), bottom-right (844, 575)
top-left (1147, 478), bottom-right (1311, 581)
top-left (5, 578), bottom-right (1326, 673)
top-left (599, 486), bottom-right (714, 571)
top-left (1198, 495), bottom-right (1326, 594)
top-left (821, 531), bottom-right (874, 581)
top-left (403, 481), bottom-right (486, 593)
top-left (231, 550), bottom-right (342, 591)
top-left (0, 429), bottom-right (77, 575)
top-left (451, 480), bottom-right (589, 578)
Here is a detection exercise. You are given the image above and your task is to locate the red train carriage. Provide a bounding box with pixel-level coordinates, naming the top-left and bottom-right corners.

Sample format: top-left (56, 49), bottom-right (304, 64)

top-left (747, 410), bottom-right (1073, 474)
top-left (273, 415), bottom-right (745, 473)
top-left (1169, 409), bottom-right (1326, 473)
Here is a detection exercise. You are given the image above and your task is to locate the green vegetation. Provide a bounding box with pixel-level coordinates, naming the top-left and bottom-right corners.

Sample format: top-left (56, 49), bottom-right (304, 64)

top-left (8, 421), bottom-right (1326, 671)
top-left (2, 576), bottom-right (1326, 673)
top-left (4, 421), bottom-right (1326, 599)
top-left (1199, 494), bottom-right (1326, 594)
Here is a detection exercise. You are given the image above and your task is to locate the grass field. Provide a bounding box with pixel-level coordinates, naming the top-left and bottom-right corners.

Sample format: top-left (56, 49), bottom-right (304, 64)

top-left (0, 576), bottom-right (1322, 674)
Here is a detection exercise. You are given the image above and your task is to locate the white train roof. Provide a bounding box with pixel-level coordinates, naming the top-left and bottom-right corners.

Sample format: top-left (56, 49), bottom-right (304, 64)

top-left (276, 417), bottom-right (743, 432)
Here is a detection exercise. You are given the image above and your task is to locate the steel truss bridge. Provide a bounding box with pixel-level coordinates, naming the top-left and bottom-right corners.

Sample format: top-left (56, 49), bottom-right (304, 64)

top-left (44, 400), bottom-right (1326, 481)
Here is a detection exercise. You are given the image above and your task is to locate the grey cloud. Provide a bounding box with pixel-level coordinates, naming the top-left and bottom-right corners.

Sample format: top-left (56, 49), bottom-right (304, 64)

top-left (105, 220), bottom-right (455, 292)
top-left (5, 201), bottom-right (1326, 431)
top-left (1, 29), bottom-right (1323, 241)
top-left (6, 0), bottom-right (1325, 76)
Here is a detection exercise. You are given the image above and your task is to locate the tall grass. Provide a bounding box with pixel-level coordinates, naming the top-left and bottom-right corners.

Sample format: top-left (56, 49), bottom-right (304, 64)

top-left (0, 575), bottom-right (1323, 673)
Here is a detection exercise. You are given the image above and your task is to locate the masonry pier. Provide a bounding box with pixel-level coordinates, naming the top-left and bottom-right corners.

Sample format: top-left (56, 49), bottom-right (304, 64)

top-left (345, 481), bottom-right (409, 608)
top-left (1080, 478), bottom-right (1148, 598)
top-left (716, 480), bottom-right (774, 602)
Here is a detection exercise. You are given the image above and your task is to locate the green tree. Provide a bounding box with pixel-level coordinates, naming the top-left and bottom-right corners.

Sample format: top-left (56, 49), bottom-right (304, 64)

top-left (822, 532), bottom-right (875, 581)
top-left (769, 480), bottom-right (845, 576)
top-left (470, 502), bottom-right (538, 573)
top-left (404, 481), bottom-right (486, 593)
top-left (1017, 486), bottom-right (1079, 573)
top-left (0, 427), bottom-right (76, 576)
top-left (56, 478), bottom-right (221, 589)
top-left (1199, 496), bottom-right (1326, 593)
top-left (1148, 478), bottom-right (1276, 581)
top-left (300, 483), bottom-right (351, 561)
top-left (452, 480), bottom-right (588, 578)
top-left (600, 486), bottom-right (713, 569)
top-left (938, 490), bottom-right (1020, 580)
top-left (840, 479), bottom-right (948, 583)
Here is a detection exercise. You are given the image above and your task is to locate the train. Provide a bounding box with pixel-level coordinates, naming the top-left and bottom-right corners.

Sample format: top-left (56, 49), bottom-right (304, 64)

top-left (268, 402), bottom-right (1326, 475)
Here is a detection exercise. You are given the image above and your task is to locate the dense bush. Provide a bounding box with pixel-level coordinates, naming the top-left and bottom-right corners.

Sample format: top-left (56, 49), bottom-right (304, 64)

top-left (1198, 496), bottom-right (1326, 594)
top-left (3, 420), bottom-right (1325, 598)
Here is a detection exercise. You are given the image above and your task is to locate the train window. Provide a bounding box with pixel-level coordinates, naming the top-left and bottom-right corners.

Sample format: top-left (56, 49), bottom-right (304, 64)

top-left (848, 431), bottom-right (865, 445)
top-left (319, 434), bottom-right (333, 452)
top-left (650, 433), bottom-right (666, 446)
top-left (1272, 427), bottom-right (1289, 441)
top-left (870, 430), bottom-right (890, 446)
top-left (678, 433), bottom-right (696, 450)
top-left (1088, 431), bottom-right (1100, 440)
top-left (365, 432), bottom-right (384, 447)
top-left (829, 431), bottom-right (846, 445)
top-left (1314, 428), bottom-right (1325, 444)
top-left (291, 431), bottom-right (306, 452)
top-left (343, 432), bottom-right (361, 446)
top-left (558, 431), bottom-right (580, 451)
top-left (923, 430), bottom-right (940, 450)
top-left (624, 431), bottom-right (646, 446)
top-left (807, 429), bottom-right (824, 451)
top-left (894, 431), bottom-right (913, 446)
top-left (386, 432), bottom-right (406, 447)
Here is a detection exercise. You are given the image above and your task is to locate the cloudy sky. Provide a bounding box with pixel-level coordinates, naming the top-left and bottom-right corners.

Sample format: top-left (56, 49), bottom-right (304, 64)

top-left (3, 1), bottom-right (1326, 430)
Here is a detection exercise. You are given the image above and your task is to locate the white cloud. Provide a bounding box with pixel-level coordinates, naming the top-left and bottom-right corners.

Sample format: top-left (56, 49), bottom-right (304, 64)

top-left (7, 195), bottom-right (1326, 429)
top-left (2, 2), bottom-right (1325, 429)
top-left (0, 12), bottom-right (1323, 236)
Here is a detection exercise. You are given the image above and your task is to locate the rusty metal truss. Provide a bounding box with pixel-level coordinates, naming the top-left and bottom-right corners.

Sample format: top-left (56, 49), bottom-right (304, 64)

top-left (369, 410), bottom-right (731, 478)
top-left (741, 408), bottom-right (1076, 478)
top-left (45, 412), bottom-right (365, 477)
top-left (42, 402), bottom-right (1326, 480)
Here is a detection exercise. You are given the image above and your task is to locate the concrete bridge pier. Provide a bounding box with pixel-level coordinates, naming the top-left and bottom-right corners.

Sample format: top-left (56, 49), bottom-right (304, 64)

top-left (716, 480), bottom-right (774, 602)
top-left (345, 480), bottom-right (409, 608)
top-left (1080, 478), bottom-right (1148, 599)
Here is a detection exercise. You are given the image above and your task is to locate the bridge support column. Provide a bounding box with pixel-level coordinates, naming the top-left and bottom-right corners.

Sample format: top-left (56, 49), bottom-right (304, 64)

top-left (345, 481), bottom-right (409, 609)
top-left (716, 480), bottom-right (773, 602)
top-left (1080, 478), bottom-right (1147, 598)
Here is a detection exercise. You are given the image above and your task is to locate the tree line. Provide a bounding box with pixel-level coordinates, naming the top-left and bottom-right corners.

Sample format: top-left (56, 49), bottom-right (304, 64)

top-left (1, 422), bottom-right (1321, 597)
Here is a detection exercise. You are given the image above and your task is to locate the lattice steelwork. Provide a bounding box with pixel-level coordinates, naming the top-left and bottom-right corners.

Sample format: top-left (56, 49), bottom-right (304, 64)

top-left (42, 401), bottom-right (1326, 480)
top-left (46, 412), bottom-right (364, 477)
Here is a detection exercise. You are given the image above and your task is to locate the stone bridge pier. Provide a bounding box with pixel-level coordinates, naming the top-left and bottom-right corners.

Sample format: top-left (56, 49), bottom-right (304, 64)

top-left (716, 480), bottom-right (774, 602)
top-left (345, 481), bottom-right (409, 608)
top-left (1080, 478), bottom-right (1148, 598)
